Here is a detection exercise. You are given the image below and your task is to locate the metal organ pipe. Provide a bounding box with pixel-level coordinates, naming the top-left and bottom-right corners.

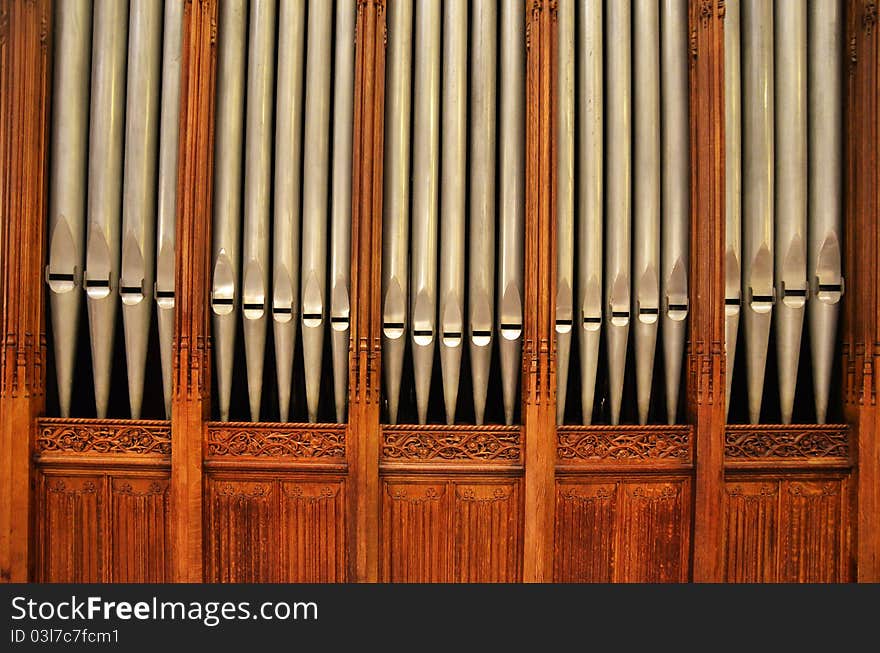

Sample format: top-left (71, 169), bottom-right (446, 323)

top-left (330, 0), bottom-right (358, 423)
top-left (155, 0), bottom-right (185, 419)
top-left (85, 0), bottom-right (128, 419)
top-left (410, 0), bottom-right (441, 425)
top-left (724, 0), bottom-right (741, 419)
top-left (273, 0), bottom-right (306, 423)
top-left (211, 0), bottom-right (247, 422)
top-left (633, 0), bottom-right (661, 425)
top-left (439, 0), bottom-right (468, 425)
top-left (578, 0), bottom-right (603, 425)
top-left (47, 0), bottom-right (92, 418)
top-left (809, 0), bottom-right (844, 424)
top-left (120, 0), bottom-right (163, 420)
top-left (556, 0), bottom-right (575, 425)
top-left (661, 0), bottom-right (689, 425)
top-left (605, 0), bottom-right (631, 426)
top-left (301, 0), bottom-right (334, 423)
top-left (382, 0), bottom-right (412, 425)
top-left (742, 0), bottom-right (774, 424)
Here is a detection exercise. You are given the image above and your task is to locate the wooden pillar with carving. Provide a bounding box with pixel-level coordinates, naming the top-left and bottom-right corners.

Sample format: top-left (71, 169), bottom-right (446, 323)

top-left (688, 0), bottom-right (726, 582)
top-left (170, 0), bottom-right (218, 583)
top-left (845, 0), bottom-right (880, 583)
top-left (0, 0), bottom-right (51, 583)
top-left (522, 0), bottom-right (557, 583)
top-left (349, 0), bottom-right (386, 583)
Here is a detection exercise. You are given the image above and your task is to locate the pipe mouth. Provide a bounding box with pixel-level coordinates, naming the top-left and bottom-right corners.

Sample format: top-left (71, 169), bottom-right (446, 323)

top-left (555, 318), bottom-right (572, 335)
top-left (748, 288), bottom-right (775, 314)
top-left (155, 286), bottom-right (175, 310)
top-left (272, 304), bottom-right (294, 323)
top-left (120, 280), bottom-right (146, 306)
top-left (666, 297), bottom-right (689, 321)
top-left (211, 294), bottom-right (235, 316)
top-left (609, 310), bottom-right (629, 327)
top-left (303, 312), bottom-right (323, 328)
top-left (780, 283), bottom-right (807, 309)
top-left (500, 322), bottom-right (522, 341)
top-left (471, 329), bottom-right (492, 347)
top-left (814, 278), bottom-right (844, 305)
top-left (724, 296), bottom-right (741, 317)
top-left (637, 305), bottom-right (659, 325)
top-left (243, 302), bottom-right (266, 320)
top-left (84, 273), bottom-right (112, 300)
top-left (582, 315), bottom-right (602, 332)
top-left (383, 321), bottom-right (405, 339)
top-left (46, 267), bottom-right (79, 294)
top-left (441, 330), bottom-right (463, 347)
top-left (413, 328), bottom-right (434, 346)
top-left (330, 315), bottom-right (350, 332)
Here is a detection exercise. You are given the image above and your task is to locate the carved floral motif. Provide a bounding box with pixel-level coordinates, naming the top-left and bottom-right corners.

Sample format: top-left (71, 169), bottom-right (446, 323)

top-left (37, 421), bottom-right (171, 456)
top-left (207, 424), bottom-right (346, 459)
top-left (382, 427), bottom-right (521, 462)
top-left (724, 426), bottom-right (850, 461)
top-left (556, 427), bottom-right (692, 463)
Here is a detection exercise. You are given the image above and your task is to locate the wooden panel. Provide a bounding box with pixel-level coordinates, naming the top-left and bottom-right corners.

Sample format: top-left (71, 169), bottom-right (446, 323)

top-left (724, 425), bottom-right (852, 470)
top-left (280, 480), bottom-right (346, 582)
top-left (37, 474), bottom-right (103, 582)
top-left (454, 483), bottom-right (521, 582)
top-left (108, 477), bottom-right (170, 582)
top-left (381, 482), bottom-right (450, 582)
top-left (723, 481), bottom-right (779, 582)
top-left (556, 425), bottom-right (693, 471)
top-left (205, 479), bottom-right (275, 583)
top-left (554, 483), bottom-right (617, 582)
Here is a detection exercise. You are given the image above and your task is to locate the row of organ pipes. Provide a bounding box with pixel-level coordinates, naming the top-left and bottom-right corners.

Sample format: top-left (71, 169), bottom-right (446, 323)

top-left (726, 0), bottom-right (844, 424)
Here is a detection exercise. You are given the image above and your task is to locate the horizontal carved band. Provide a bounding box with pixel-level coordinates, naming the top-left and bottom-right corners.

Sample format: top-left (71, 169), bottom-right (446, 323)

top-left (556, 425), bottom-right (693, 466)
top-left (382, 425), bottom-right (521, 463)
top-left (206, 422), bottom-right (346, 461)
top-left (724, 424), bottom-right (851, 467)
top-left (36, 419), bottom-right (171, 457)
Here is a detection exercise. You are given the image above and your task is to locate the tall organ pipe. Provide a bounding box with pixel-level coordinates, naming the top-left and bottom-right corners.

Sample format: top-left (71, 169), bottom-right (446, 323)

top-left (382, 0), bottom-right (413, 425)
top-left (578, 0), bottom-right (603, 425)
top-left (85, 0), bottom-right (128, 419)
top-left (774, 0), bottom-right (807, 425)
top-left (211, 0), bottom-right (247, 423)
top-left (498, 0), bottom-right (525, 426)
top-left (809, 0), bottom-right (844, 424)
top-left (742, 0), bottom-right (774, 424)
top-left (155, 0), bottom-right (184, 419)
top-left (724, 0), bottom-right (741, 419)
top-left (330, 0), bottom-right (358, 423)
top-left (661, 0), bottom-right (689, 425)
top-left (556, 0), bottom-right (575, 425)
top-left (410, 0), bottom-right (441, 425)
top-left (439, 0), bottom-right (468, 425)
top-left (633, 0), bottom-right (661, 425)
top-left (605, 0), bottom-right (631, 426)
top-left (301, 0), bottom-right (334, 423)
top-left (469, 0), bottom-right (497, 425)
top-left (47, 0), bottom-right (92, 418)
top-left (273, 0), bottom-right (306, 423)
top-left (120, 0), bottom-right (163, 420)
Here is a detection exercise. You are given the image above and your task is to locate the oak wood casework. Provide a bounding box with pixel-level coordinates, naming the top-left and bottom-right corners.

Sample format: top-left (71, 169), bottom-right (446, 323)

top-left (0, 0), bottom-right (877, 583)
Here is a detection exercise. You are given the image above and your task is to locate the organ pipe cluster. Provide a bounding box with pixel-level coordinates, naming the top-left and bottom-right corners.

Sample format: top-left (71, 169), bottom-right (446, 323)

top-left (725, 0), bottom-right (844, 424)
top-left (47, 0), bottom-right (184, 419)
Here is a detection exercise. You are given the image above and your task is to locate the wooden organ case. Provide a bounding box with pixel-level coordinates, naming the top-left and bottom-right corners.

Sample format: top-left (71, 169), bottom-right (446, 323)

top-left (1, 0), bottom-right (878, 583)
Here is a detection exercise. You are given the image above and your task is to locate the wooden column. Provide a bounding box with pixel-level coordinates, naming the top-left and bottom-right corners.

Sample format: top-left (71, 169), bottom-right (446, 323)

top-left (845, 0), bottom-right (880, 583)
top-left (522, 0), bottom-right (557, 583)
top-left (0, 0), bottom-right (51, 583)
top-left (688, 0), bottom-right (726, 582)
top-left (349, 0), bottom-right (385, 583)
top-left (170, 0), bottom-right (217, 583)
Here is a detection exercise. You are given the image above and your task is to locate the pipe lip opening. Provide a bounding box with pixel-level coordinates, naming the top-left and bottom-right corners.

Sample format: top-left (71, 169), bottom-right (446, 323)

top-left (554, 318), bottom-right (572, 335)
top-left (441, 331), bottom-right (463, 347)
top-left (500, 323), bottom-right (523, 340)
top-left (272, 304), bottom-right (294, 323)
top-left (383, 321), bottom-right (405, 339)
top-left (582, 315), bottom-right (602, 332)
top-left (120, 281), bottom-right (146, 306)
top-left (303, 312), bottom-right (324, 328)
top-left (46, 267), bottom-right (80, 293)
top-left (471, 330), bottom-right (492, 347)
top-left (243, 303), bottom-right (266, 320)
top-left (83, 272), bottom-right (112, 300)
top-left (330, 315), bottom-right (350, 332)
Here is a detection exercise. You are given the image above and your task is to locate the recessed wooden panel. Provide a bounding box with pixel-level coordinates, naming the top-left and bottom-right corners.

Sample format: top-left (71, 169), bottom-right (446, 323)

top-left (454, 483), bottom-right (521, 582)
top-left (108, 477), bottom-right (170, 582)
top-left (37, 474), bottom-right (104, 582)
top-left (723, 481), bottom-right (780, 582)
top-left (279, 480), bottom-right (346, 582)
top-left (381, 482), bottom-right (450, 582)
top-left (554, 483), bottom-right (617, 582)
top-left (206, 479), bottom-right (275, 582)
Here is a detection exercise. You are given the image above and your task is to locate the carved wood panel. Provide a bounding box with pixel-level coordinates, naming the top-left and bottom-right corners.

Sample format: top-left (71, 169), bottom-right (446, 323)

top-left (553, 477), bottom-right (691, 582)
top-left (381, 478), bottom-right (523, 583)
top-left (723, 475), bottom-right (853, 582)
top-left (279, 481), bottom-right (346, 582)
top-left (108, 478), bottom-right (171, 582)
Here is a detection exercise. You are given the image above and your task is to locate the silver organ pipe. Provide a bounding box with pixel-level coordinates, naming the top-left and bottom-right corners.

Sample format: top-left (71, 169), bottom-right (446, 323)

top-left (120, 0), bottom-right (163, 420)
top-left (661, 0), bottom-right (689, 425)
top-left (557, 0), bottom-right (575, 425)
top-left (439, 0), bottom-right (468, 425)
top-left (155, 0), bottom-right (185, 419)
top-left (211, 0), bottom-right (247, 423)
top-left (273, 0), bottom-right (306, 424)
top-left (808, 0), bottom-right (844, 425)
top-left (410, 0), bottom-right (441, 425)
top-left (301, 0), bottom-right (334, 424)
top-left (382, 0), bottom-right (413, 425)
top-left (330, 0), bottom-right (358, 424)
top-left (47, 0), bottom-right (92, 418)
top-left (498, 0), bottom-right (525, 427)
top-left (85, 0), bottom-right (128, 419)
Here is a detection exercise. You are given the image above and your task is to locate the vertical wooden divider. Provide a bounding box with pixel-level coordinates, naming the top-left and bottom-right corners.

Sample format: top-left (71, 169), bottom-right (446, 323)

top-left (0, 0), bottom-right (51, 582)
top-left (846, 0), bottom-right (880, 582)
top-left (522, 0), bottom-right (557, 583)
top-left (170, 0), bottom-right (218, 583)
top-left (688, 0), bottom-right (726, 582)
top-left (349, 0), bottom-right (386, 583)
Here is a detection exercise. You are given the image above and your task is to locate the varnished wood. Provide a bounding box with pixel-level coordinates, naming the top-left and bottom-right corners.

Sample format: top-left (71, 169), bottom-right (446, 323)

top-left (0, 0), bottom-right (51, 582)
top-left (170, 0), bottom-right (218, 583)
